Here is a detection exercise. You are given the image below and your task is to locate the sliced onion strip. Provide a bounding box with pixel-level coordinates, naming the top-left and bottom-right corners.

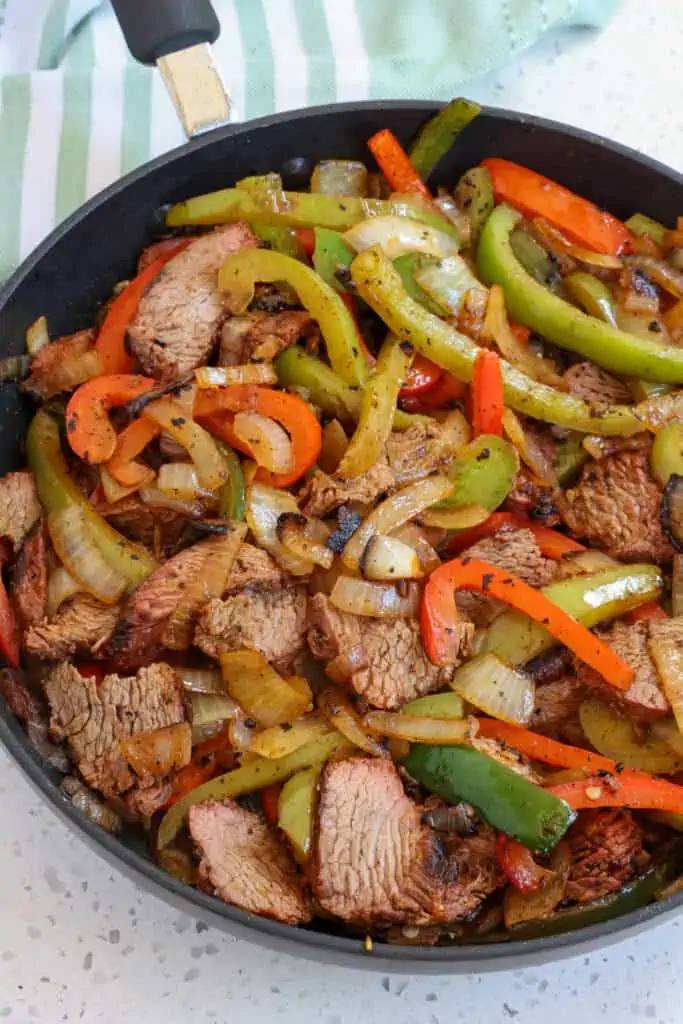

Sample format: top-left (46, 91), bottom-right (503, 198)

top-left (450, 653), bottom-right (535, 725)
top-left (363, 710), bottom-right (476, 744)
top-left (195, 364), bottom-right (277, 389)
top-left (47, 505), bottom-right (128, 604)
top-left (330, 576), bottom-right (420, 618)
top-left (360, 534), bottom-right (422, 580)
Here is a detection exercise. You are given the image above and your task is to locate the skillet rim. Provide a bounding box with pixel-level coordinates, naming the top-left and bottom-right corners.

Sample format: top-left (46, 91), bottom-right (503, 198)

top-left (1, 99), bottom-right (683, 972)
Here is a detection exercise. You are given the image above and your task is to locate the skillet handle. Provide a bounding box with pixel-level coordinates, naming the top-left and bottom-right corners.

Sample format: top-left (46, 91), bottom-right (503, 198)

top-left (110, 0), bottom-right (220, 65)
top-left (111, 0), bottom-right (231, 137)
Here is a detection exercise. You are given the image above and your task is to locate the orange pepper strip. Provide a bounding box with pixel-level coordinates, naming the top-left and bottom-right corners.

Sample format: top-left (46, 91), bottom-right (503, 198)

top-left (162, 758), bottom-right (220, 809)
top-left (472, 349), bottom-right (504, 436)
top-left (445, 512), bottom-right (586, 560)
top-left (400, 371), bottom-right (467, 413)
top-left (367, 128), bottom-right (431, 198)
top-left (195, 385), bottom-right (322, 488)
top-left (476, 719), bottom-right (618, 774)
top-left (261, 783), bottom-right (283, 826)
top-left (399, 354), bottom-right (444, 397)
top-left (95, 241), bottom-right (189, 374)
top-left (623, 601), bottom-right (669, 624)
top-left (496, 834), bottom-right (544, 892)
top-left (548, 773), bottom-right (683, 816)
top-left (106, 417), bottom-right (161, 487)
top-left (481, 158), bottom-right (634, 256)
top-left (65, 375), bottom-right (158, 464)
top-left (421, 556), bottom-right (634, 690)
top-left (295, 228), bottom-right (316, 260)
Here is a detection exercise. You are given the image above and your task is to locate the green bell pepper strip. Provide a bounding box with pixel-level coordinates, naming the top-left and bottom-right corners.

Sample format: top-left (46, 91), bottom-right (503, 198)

top-left (350, 245), bottom-right (642, 436)
top-left (217, 248), bottom-right (368, 388)
top-left (26, 410), bottom-right (157, 587)
top-left (215, 440), bottom-right (246, 520)
top-left (436, 434), bottom-right (518, 511)
top-left (407, 98), bottom-right (481, 179)
top-left (274, 346), bottom-right (425, 431)
top-left (337, 337), bottom-right (412, 479)
top-left (454, 166), bottom-right (494, 244)
top-left (392, 253), bottom-right (445, 315)
top-left (480, 563), bottom-right (663, 667)
top-left (312, 227), bottom-right (356, 292)
top-left (625, 212), bottom-right (668, 244)
top-left (404, 743), bottom-right (575, 854)
top-left (167, 187), bottom-right (461, 242)
top-left (402, 692), bottom-right (464, 719)
top-left (478, 204), bottom-right (683, 384)
top-left (157, 730), bottom-right (350, 849)
top-left (555, 433), bottom-right (588, 486)
top-left (651, 421), bottom-right (683, 487)
top-left (564, 271), bottom-right (618, 327)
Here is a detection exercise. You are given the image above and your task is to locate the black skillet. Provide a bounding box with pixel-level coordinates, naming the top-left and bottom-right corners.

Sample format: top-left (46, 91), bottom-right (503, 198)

top-left (1, 0), bottom-right (683, 973)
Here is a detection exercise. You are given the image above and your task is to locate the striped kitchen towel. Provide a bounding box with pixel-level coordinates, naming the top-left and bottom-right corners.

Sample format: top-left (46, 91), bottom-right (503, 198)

top-left (0, 0), bottom-right (618, 281)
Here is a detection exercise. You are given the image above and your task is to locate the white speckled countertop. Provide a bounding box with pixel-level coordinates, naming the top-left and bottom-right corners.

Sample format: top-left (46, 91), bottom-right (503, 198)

top-left (2, 2), bottom-right (683, 1020)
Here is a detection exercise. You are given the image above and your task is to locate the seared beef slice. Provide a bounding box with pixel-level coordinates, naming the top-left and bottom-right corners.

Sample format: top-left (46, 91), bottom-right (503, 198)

top-left (0, 470), bottom-right (41, 553)
top-left (312, 757), bottom-right (503, 925)
top-left (11, 520), bottom-right (47, 629)
top-left (307, 594), bottom-right (470, 709)
top-left (564, 450), bottom-right (673, 563)
top-left (43, 662), bottom-right (184, 797)
top-left (565, 809), bottom-right (645, 903)
top-left (189, 800), bottom-right (311, 924)
top-left (575, 619), bottom-right (670, 720)
top-left (25, 594), bottom-right (119, 660)
top-left (195, 587), bottom-right (307, 669)
top-left (127, 223), bottom-right (259, 381)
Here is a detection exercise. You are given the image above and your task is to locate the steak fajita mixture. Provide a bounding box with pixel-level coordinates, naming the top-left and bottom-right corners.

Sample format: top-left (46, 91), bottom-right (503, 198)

top-left (3, 99), bottom-right (683, 944)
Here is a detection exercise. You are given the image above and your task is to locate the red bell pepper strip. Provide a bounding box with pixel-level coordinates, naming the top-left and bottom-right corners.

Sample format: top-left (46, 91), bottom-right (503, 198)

top-left (95, 241), bottom-right (189, 374)
top-left (367, 129), bottom-right (431, 198)
top-left (65, 375), bottom-right (158, 464)
top-left (472, 350), bottom-right (504, 436)
top-left (496, 834), bottom-right (544, 892)
top-left (510, 321), bottom-right (531, 344)
top-left (0, 544), bottom-right (19, 668)
top-left (421, 556), bottom-right (635, 689)
top-left (195, 385), bottom-right (322, 488)
top-left (295, 228), bottom-right (316, 260)
top-left (399, 354), bottom-right (444, 396)
top-left (445, 511), bottom-right (586, 560)
top-left (623, 601), bottom-right (669, 624)
top-left (548, 773), bottom-right (683, 816)
top-left (106, 417), bottom-right (161, 487)
top-left (400, 371), bottom-right (467, 412)
top-left (476, 719), bottom-right (618, 774)
top-left (481, 158), bottom-right (634, 256)
top-left (261, 783), bottom-right (283, 826)
top-left (162, 757), bottom-right (220, 810)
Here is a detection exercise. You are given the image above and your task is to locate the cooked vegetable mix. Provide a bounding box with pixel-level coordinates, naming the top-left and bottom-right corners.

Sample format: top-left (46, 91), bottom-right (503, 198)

top-left (4, 99), bottom-right (683, 945)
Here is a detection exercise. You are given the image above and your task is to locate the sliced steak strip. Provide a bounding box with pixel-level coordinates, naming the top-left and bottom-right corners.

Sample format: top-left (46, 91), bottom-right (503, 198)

top-left (10, 520), bottom-right (47, 629)
top-left (195, 586), bottom-right (307, 670)
top-left (22, 329), bottom-right (95, 400)
top-left (299, 457), bottom-right (396, 519)
top-left (307, 594), bottom-right (470, 710)
top-left (387, 422), bottom-right (457, 485)
top-left (127, 223), bottom-right (259, 381)
top-left (24, 594), bottom-right (120, 661)
top-left (219, 310), bottom-right (317, 364)
top-left (564, 809), bottom-right (645, 904)
top-left (563, 362), bottom-right (634, 405)
top-left (0, 470), bottom-right (41, 553)
top-left (312, 757), bottom-right (503, 926)
top-left (97, 496), bottom-right (187, 553)
top-left (43, 661), bottom-right (185, 797)
top-left (532, 676), bottom-right (587, 746)
top-left (456, 527), bottom-right (558, 627)
top-left (574, 619), bottom-right (670, 720)
top-left (564, 450), bottom-right (673, 563)
top-left (225, 542), bottom-right (289, 593)
top-left (189, 800), bottom-right (311, 924)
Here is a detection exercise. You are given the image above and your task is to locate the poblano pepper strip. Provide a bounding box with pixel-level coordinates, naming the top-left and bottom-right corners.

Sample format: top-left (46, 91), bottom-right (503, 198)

top-left (478, 204), bottom-right (683, 383)
top-left (350, 246), bottom-right (641, 436)
top-left (404, 743), bottom-right (575, 854)
top-left (167, 187), bottom-right (461, 242)
top-left (218, 248), bottom-right (368, 387)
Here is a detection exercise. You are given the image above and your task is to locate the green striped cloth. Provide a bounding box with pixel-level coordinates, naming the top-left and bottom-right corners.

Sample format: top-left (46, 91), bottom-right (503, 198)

top-left (0, 0), bottom-right (617, 282)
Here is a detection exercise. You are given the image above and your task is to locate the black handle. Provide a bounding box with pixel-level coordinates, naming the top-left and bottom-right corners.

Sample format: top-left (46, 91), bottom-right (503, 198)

top-left (111, 0), bottom-right (220, 65)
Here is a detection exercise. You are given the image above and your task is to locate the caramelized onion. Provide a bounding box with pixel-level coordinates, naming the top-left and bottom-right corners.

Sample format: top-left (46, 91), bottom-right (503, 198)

top-left (220, 650), bottom-right (313, 727)
top-left (121, 722), bottom-right (192, 777)
top-left (330, 576), bottom-right (420, 618)
top-left (317, 685), bottom-right (387, 757)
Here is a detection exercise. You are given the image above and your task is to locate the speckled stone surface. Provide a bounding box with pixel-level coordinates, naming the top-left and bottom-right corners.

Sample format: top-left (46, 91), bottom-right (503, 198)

top-left (2, 1), bottom-right (683, 1020)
